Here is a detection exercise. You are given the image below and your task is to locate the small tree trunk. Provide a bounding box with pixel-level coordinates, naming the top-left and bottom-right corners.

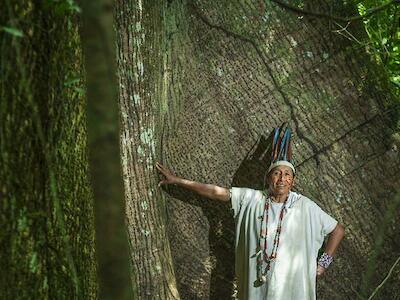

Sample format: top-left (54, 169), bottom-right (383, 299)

top-left (115, 1), bottom-right (182, 299)
top-left (81, 0), bottom-right (132, 298)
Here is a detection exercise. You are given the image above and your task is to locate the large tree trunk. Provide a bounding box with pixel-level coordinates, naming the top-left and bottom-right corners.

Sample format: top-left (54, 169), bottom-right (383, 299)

top-left (0, 2), bottom-right (97, 299)
top-left (116, 1), bottom-right (400, 299)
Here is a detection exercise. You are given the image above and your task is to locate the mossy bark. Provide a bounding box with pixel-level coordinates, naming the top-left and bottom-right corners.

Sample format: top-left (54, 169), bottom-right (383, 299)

top-left (0, 1), bottom-right (97, 299)
top-left (116, 0), bottom-right (400, 299)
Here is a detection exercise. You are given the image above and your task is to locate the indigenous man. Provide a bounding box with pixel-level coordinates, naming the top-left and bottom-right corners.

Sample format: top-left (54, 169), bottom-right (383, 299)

top-left (155, 127), bottom-right (345, 300)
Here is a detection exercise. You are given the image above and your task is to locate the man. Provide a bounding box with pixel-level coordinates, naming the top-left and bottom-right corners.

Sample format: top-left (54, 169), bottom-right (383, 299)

top-left (155, 128), bottom-right (345, 300)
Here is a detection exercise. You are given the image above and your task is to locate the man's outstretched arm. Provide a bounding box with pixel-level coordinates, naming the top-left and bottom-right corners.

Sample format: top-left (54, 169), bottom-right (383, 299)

top-left (155, 162), bottom-right (230, 202)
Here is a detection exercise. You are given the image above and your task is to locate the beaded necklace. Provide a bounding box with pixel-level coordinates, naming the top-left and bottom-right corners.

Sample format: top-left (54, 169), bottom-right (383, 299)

top-left (257, 191), bottom-right (288, 283)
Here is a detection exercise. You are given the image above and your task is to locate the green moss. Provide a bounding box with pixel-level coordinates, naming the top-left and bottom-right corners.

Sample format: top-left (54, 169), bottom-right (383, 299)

top-left (0, 1), bottom-right (97, 299)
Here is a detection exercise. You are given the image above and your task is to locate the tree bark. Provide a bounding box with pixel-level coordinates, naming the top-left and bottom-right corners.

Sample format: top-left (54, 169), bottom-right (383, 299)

top-left (115, 0), bottom-right (183, 299)
top-left (0, 1), bottom-right (97, 299)
top-left (116, 0), bottom-right (400, 299)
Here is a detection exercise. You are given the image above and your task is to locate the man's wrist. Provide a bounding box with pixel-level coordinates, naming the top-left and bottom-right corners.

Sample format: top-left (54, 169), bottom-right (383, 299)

top-left (171, 176), bottom-right (181, 185)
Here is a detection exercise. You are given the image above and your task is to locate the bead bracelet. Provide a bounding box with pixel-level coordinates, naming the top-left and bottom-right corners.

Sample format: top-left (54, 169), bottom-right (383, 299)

top-left (318, 252), bottom-right (333, 269)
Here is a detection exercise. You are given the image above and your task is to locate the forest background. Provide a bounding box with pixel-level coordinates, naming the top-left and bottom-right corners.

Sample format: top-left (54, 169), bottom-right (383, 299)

top-left (1, 0), bottom-right (399, 299)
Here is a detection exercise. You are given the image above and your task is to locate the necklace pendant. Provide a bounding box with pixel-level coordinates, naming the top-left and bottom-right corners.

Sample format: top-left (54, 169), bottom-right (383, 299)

top-left (259, 274), bottom-right (267, 283)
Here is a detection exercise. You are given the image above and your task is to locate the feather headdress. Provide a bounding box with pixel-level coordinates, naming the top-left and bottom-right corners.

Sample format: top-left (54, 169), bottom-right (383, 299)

top-left (267, 125), bottom-right (295, 175)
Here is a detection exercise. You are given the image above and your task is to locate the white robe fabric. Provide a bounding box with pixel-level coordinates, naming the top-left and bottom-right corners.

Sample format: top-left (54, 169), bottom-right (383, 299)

top-left (230, 187), bottom-right (337, 300)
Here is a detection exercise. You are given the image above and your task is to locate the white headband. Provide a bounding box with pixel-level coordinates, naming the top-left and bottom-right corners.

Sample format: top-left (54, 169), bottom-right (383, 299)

top-left (267, 160), bottom-right (295, 175)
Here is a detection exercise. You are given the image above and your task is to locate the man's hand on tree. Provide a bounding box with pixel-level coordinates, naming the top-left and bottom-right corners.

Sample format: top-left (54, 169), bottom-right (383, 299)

top-left (156, 162), bottom-right (178, 187)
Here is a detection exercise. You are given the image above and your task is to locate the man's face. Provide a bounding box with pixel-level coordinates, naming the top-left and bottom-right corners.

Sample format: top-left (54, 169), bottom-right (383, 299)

top-left (267, 165), bottom-right (295, 196)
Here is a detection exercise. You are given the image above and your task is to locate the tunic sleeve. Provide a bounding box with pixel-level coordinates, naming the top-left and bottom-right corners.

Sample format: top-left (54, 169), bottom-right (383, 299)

top-left (230, 187), bottom-right (251, 219)
top-left (315, 203), bottom-right (338, 236)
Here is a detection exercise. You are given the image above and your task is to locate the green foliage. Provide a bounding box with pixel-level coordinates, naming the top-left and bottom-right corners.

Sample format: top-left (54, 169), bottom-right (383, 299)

top-left (44, 0), bottom-right (82, 15)
top-left (64, 75), bottom-right (85, 96)
top-left (0, 26), bottom-right (24, 37)
top-left (356, 0), bottom-right (400, 91)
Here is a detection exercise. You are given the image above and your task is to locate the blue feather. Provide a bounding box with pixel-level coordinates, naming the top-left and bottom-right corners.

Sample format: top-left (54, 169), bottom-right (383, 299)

top-left (284, 128), bottom-right (291, 161)
top-left (278, 129), bottom-right (289, 160)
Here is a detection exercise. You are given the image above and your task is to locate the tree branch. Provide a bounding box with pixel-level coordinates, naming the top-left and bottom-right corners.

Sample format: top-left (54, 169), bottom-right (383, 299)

top-left (367, 255), bottom-right (400, 300)
top-left (270, 0), bottom-right (399, 23)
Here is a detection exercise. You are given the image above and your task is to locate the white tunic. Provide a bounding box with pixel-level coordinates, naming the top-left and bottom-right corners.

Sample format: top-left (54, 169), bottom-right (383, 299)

top-left (230, 188), bottom-right (337, 300)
